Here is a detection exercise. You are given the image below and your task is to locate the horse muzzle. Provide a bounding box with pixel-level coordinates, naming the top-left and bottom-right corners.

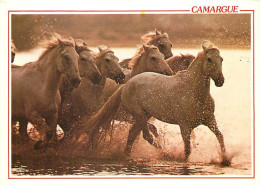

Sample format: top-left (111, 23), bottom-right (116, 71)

top-left (164, 52), bottom-right (173, 59)
top-left (70, 77), bottom-right (82, 88)
top-left (214, 74), bottom-right (225, 87)
top-left (114, 72), bottom-right (125, 84)
top-left (91, 73), bottom-right (102, 85)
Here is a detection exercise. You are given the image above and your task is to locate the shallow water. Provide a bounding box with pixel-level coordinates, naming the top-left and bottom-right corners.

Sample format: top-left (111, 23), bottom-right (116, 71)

top-left (11, 47), bottom-right (252, 176)
top-left (11, 155), bottom-right (251, 176)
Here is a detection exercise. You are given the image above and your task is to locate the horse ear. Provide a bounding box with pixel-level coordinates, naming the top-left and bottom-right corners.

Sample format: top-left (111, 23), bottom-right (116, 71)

top-left (143, 44), bottom-right (150, 52)
top-left (155, 29), bottom-right (160, 35)
top-left (75, 43), bottom-right (80, 52)
top-left (162, 32), bottom-right (169, 38)
top-left (180, 53), bottom-right (184, 57)
top-left (202, 44), bottom-right (208, 52)
top-left (73, 39), bottom-right (79, 52)
top-left (58, 38), bottom-right (65, 48)
top-left (98, 46), bottom-right (103, 52)
top-left (98, 45), bottom-right (107, 52)
top-left (51, 32), bottom-right (64, 48)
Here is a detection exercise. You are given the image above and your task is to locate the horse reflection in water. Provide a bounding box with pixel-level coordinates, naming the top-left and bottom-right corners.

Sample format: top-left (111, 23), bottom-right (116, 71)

top-left (85, 43), bottom-right (230, 166)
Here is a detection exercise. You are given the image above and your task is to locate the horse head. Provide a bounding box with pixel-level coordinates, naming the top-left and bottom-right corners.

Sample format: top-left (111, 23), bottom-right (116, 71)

top-left (142, 29), bottom-right (173, 59)
top-left (75, 39), bottom-right (102, 85)
top-left (202, 44), bottom-right (224, 87)
top-left (142, 44), bottom-right (173, 76)
top-left (55, 35), bottom-right (81, 88)
top-left (96, 45), bottom-right (125, 84)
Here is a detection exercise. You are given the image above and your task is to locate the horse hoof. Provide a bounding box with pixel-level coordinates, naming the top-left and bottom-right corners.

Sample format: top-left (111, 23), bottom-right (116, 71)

top-left (221, 159), bottom-right (231, 166)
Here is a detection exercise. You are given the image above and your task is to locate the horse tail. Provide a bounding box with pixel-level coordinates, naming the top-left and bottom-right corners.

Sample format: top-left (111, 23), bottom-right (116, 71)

top-left (85, 85), bottom-right (124, 148)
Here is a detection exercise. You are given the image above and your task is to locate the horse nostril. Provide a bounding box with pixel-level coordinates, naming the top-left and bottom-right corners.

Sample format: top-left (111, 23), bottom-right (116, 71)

top-left (166, 52), bottom-right (173, 59)
top-left (115, 72), bottom-right (125, 84)
top-left (214, 75), bottom-right (225, 87)
top-left (92, 74), bottom-right (102, 84)
top-left (71, 78), bottom-right (81, 87)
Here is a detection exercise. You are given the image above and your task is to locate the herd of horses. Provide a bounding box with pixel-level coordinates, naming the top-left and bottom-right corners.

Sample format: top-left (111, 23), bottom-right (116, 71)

top-left (11, 30), bottom-right (230, 165)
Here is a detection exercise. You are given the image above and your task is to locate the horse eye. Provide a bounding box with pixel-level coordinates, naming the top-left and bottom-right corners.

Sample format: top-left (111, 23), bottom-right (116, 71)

top-left (159, 44), bottom-right (165, 48)
top-left (105, 58), bottom-right (110, 63)
top-left (80, 57), bottom-right (86, 61)
top-left (220, 57), bottom-right (223, 62)
top-left (63, 54), bottom-right (69, 59)
top-left (151, 57), bottom-right (156, 61)
top-left (64, 55), bottom-right (72, 63)
top-left (207, 58), bottom-right (212, 63)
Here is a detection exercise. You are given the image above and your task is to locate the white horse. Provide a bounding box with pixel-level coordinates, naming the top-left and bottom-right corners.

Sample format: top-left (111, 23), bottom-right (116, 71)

top-left (86, 44), bottom-right (230, 165)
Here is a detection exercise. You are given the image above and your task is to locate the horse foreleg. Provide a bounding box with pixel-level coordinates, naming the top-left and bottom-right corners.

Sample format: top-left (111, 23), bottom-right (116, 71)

top-left (19, 119), bottom-right (29, 142)
top-left (207, 119), bottom-right (230, 166)
top-left (180, 125), bottom-right (192, 161)
top-left (27, 111), bottom-right (51, 149)
top-left (125, 123), bottom-right (142, 157)
top-left (46, 113), bottom-right (58, 146)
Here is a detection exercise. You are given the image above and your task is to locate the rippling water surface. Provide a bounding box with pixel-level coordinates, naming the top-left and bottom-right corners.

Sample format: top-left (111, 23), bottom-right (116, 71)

top-left (11, 155), bottom-right (251, 176)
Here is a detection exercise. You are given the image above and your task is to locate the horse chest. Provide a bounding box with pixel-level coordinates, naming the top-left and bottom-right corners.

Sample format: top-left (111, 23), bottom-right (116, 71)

top-left (165, 94), bottom-right (214, 125)
top-left (184, 96), bottom-right (215, 123)
top-left (32, 91), bottom-right (59, 117)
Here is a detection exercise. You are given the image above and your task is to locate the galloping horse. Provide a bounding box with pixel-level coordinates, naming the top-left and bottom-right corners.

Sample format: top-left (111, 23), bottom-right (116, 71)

top-left (59, 45), bottom-right (125, 134)
top-left (119, 29), bottom-right (173, 69)
top-left (12, 35), bottom-right (81, 148)
top-left (86, 44), bottom-right (230, 165)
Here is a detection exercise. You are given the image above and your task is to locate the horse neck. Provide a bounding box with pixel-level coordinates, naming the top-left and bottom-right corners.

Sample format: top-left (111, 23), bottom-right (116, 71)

top-left (38, 47), bottom-right (62, 95)
top-left (185, 54), bottom-right (210, 99)
top-left (130, 54), bottom-right (147, 78)
top-left (95, 59), bottom-right (107, 86)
